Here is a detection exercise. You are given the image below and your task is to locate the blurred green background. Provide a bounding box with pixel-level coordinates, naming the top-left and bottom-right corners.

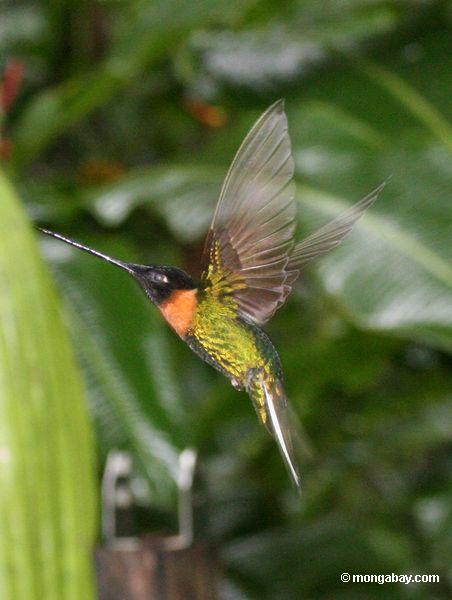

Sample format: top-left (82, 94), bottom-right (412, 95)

top-left (1, 0), bottom-right (451, 598)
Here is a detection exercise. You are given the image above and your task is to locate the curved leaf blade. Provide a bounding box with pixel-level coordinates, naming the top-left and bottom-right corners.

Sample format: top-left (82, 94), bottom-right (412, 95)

top-left (0, 171), bottom-right (97, 600)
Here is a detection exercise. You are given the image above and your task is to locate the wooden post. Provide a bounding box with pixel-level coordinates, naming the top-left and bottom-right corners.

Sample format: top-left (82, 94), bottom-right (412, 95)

top-left (96, 536), bottom-right (217, 600)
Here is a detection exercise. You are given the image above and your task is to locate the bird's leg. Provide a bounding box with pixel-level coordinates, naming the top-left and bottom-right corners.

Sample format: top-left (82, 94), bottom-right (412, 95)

top-left (231, 377), bottom-right (244, 391)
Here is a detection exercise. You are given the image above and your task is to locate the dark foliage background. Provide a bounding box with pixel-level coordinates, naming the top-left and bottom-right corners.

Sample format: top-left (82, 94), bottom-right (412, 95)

top-left (1, 1), bottom-right (451, 598)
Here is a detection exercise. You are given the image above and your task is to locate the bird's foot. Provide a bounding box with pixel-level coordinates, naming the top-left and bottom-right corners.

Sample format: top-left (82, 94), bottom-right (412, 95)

top-left (231, 377), bottom-right (244, 391)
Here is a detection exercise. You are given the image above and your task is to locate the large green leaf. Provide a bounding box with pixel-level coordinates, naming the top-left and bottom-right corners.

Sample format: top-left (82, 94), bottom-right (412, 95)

top-left (0, 172), bottom-right (97, 599)
top-left (296, 173), bottom-right (452, 352)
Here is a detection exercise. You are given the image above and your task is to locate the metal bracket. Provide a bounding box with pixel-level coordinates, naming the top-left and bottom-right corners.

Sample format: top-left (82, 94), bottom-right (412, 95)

top-left (101, 448), bottom-right (200, 548)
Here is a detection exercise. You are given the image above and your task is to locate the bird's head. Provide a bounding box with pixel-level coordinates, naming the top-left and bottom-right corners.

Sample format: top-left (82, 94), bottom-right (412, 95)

top-left (131, 264), bottom-right (196, 304)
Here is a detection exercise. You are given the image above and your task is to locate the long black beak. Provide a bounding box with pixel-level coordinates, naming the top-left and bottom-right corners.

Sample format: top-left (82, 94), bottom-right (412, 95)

top-left (38, 228), bottom-right (137, 275)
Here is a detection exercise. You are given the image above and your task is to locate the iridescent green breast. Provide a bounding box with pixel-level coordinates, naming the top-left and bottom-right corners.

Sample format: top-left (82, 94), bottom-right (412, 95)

top-left (185, 292), bottom-right (282, 385)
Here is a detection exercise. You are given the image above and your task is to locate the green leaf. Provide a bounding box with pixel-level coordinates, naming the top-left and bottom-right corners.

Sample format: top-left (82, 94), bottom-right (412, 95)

top-left (11, 0), bottom-right (259, 168)
top-left (87, 165), bottom-right (222, 241)
top-left (0, 171), bottom-right (97, 599)
top-left (362, 60), bottom-right (452, 152)
top-left (296, 169), bottom-right (452, 352)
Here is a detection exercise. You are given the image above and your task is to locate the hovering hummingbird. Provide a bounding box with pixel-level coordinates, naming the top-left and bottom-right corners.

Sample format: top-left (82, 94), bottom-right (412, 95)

top-left (39, 100), bottom-right (385, 491)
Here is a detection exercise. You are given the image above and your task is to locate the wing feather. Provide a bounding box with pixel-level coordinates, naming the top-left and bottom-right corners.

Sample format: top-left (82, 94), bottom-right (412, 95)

top-left (201, 100), bottom-right (386, 324)
top-left (287, 181), bottom-right (387, 272)
top-left (201, 100), bottom-right (296, 324)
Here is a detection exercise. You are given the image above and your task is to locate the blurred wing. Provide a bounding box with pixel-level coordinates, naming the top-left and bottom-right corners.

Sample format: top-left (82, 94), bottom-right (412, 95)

top-left (286, 182), bottom-right (387, 277)
top-left (201, 100), bottom-right (296, 325)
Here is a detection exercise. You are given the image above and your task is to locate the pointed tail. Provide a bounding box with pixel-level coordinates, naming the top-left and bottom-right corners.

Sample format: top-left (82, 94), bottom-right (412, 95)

top-left (247, 369), bottom-right (301, 492)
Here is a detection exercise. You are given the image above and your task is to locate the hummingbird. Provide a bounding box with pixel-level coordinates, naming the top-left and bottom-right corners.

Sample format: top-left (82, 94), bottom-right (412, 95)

top-left (39, 100), bottom-right (385, 491)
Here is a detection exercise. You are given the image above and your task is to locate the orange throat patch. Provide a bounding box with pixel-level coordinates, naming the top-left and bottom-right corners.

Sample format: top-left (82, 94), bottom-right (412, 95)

top-left (159, 288), bottom-right (198, 337)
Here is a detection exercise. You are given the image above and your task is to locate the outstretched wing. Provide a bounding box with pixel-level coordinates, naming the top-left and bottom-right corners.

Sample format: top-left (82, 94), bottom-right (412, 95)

top-left (201, 100), bottom-right (386, 324)
top-left (285, 181), bottom-right (387, 278)
top-left (201, 99), bottom-right (297, 325)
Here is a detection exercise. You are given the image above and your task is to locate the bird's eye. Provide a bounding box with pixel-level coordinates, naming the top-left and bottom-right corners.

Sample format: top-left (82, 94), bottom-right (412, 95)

top-left (154, 273), bottom-right (169, 284)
